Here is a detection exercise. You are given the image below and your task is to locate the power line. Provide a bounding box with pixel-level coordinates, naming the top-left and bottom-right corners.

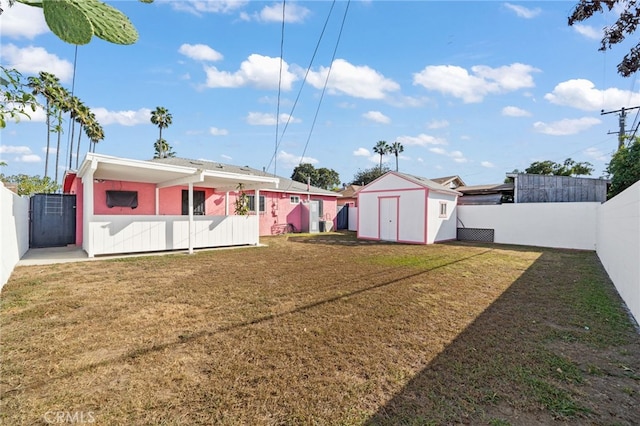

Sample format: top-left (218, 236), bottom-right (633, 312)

top-left (273, 0), bottom-right (286, 177)
top-left (601, 106), bottom-right (640, 149)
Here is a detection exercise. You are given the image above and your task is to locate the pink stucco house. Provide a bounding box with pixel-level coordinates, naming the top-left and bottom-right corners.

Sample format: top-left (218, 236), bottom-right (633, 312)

top-left (63, 153), bottom-right (339, 257)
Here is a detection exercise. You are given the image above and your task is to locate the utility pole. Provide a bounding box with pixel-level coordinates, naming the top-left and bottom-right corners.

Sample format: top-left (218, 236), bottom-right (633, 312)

top-left (601, 106), bottom-right (640, 150)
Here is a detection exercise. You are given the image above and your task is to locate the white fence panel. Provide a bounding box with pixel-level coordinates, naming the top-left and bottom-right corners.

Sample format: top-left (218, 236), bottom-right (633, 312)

top-left (597, 182), bottom-right (640, 324)
top-left (0, 183), bottom-right (30, 289)
top-left (88, 215), bottom-right (258, 256)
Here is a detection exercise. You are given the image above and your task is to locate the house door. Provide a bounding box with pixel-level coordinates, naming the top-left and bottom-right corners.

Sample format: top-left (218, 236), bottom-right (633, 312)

top-left (309, 200), bottom-right (320, 233)
top-left (29, 194), bottom-right (76, 248)
top-left (182, 190), bottom-right (205, 215)
top-left (379, 197), bottom-right (398, 241)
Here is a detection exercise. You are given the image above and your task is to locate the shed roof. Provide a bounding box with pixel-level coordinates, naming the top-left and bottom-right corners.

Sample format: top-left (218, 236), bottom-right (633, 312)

top-left (367, 171), bottom-right (461, 195)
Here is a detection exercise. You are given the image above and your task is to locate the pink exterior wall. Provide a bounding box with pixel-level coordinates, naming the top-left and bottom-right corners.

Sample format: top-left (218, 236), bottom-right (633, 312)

top-left (65, 176), bottom-right (83, 246)
top-left (94, 181), bottom-right (157, 215)
top-left (157, 186), bottom-right (218, 215)
top-left (210, 190), bottom-right (338, 236)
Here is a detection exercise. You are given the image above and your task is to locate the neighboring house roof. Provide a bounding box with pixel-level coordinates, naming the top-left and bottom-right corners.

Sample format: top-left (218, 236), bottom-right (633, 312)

top-left (337, 184), bottom-right (361, 198)
top-left (430, 175), bottom-right (466, 189)
top-left (366, 171), bottom-right (461, 195)
top-left (152, 157), bottom-right (339, 197)
top-left (457, 182), bottom-right (514, 195)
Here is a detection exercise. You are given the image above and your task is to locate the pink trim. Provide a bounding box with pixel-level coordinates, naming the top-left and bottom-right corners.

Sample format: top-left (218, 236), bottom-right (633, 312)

top-left (424, 188), bottom-right (429, 244)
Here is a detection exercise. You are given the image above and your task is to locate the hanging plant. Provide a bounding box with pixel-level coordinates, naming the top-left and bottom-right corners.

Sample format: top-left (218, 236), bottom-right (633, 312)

top-left (234, 183), bottom-right (250, 215)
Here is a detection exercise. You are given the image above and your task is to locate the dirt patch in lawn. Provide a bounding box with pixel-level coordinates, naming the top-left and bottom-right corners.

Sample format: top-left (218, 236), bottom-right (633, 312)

top-left (1, 232), bottom-right (639, 425)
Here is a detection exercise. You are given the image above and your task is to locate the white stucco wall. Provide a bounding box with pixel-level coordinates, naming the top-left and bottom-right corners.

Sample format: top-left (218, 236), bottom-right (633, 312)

top-left (457, 202), bottom-right (600, 250)
top-left (0, 183), bottom-right (30, 290)
top-left (597, 181), bottom-right (640, 324)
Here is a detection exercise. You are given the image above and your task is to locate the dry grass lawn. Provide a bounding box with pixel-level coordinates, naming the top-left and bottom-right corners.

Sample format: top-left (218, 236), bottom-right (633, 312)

top-left (1, 232), bottom-right (639, 425)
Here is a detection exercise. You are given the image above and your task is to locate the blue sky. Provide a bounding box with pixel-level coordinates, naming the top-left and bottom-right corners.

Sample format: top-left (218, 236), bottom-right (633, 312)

top-left (2, 0), bottom-right (639, 186)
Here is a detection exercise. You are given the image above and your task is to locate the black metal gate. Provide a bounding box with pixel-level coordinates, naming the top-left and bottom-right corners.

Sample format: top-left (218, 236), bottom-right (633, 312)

top-left (336, 204), bottom-right (349, 230)
top-left (30, 194), bottom-right (76, 248)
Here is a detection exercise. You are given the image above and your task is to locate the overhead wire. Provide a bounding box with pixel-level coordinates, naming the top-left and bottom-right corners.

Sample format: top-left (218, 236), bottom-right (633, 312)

top-left (265, 0), bottom-right (338, 175)
top-left (273, 0), bottom-right (286, 177)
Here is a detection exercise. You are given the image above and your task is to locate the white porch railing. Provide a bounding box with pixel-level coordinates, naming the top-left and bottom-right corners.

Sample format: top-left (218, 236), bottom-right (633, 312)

top-left (86, 215), bottom-right (258, 256)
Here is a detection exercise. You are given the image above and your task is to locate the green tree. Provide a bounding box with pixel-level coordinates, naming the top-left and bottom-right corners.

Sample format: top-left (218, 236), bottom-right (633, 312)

top-left (2, 0), bottom-right (152, 46)
top-left (0, 173), bottom-right (59, 196)
top-left (373, 140), bottom-right (390, 173)
top-left (351, 165), bottom-right (391, 186)
top-left (291, 163), bottom-right (340, 190)
top-left (150, 106), bottom-right (172, 158)
top-left (28, 72), bottom-right (61, 179)
top-left (606, 138), bottom-right (640, 198)
top-left (85, 118), bottom-right (104, 153)
top-left (234, 183), bottom-right (250, 215)
top-left (390, 141), bottom-right (404, 172)
top-left (569, 1), bottom-right (640, 77)
top-left (153, 138), bottom-right (175, 159)
top-left (524, 158), bottom-right (594, 176)
top-left (316, 167), bottom-right (340, 190)
top-left (0, 66), bottom-right (39, 128)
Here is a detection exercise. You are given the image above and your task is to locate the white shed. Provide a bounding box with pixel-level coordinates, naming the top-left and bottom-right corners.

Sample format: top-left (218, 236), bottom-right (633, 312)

top-left (357, 172), bottom-right (460, 244)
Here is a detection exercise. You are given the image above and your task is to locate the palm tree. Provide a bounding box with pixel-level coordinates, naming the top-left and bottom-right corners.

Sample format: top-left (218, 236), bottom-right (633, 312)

top-left (85, 119), bottom-right (104, 153)
top-left (373, 140), bottom-right (390, 173)
top-left (390, 141), bottom-right (404, 172)
top-left (150, 106), bottom-right (172, 158)
top-left (52, 85), bottom-right (70, 184)
top-left (28, 73), bottom-right (57, 178)
top-left (66, 95), bottom-right (83, 169)
top-left (75, 106), bottom-right (91, 168)
top-left (153, 138), bottom-right (175, 159)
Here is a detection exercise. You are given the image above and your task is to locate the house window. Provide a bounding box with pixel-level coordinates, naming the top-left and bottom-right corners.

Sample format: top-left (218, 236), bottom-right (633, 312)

top-left (439, 202), bottom-right (447, 218)
top-left (106, 190), bottom-right (138, 209)
top-left (182, 190), bottom-right (205, 215)
top-left (248, 195), bottom-right (265, 212)
top-left (290, 195), bottom-right (300, 204)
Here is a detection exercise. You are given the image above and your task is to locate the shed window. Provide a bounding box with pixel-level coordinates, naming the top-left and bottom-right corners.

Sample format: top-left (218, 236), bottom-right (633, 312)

top-left (106, 190), bottom-right (138, 209)
top-left (439, 202), bottom-right (447, 218)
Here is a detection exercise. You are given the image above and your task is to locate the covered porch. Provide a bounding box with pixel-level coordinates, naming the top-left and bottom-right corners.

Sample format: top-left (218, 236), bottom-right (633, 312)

top-left (70, 153), bottom-right (280, 257)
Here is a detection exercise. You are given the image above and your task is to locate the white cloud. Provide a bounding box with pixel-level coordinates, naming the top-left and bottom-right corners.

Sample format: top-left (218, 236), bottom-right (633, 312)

top-left (0, 145), bottom-right (32, 154)
top-left (306, 59), bottom-right (400, 100)
top-left (413, 63), bottom-right (539, 103)
top-left (573, 24), bottom-right (601, 40)
top-left (168, 0), bottom-right (249, 16)
top-left (429, 147), bottom-right (468, 163)
top-left (256, 2), bottom-right (310, 23)
top-left (93, 107), bottom-right (152, 126)
top-left (209, 127), bottom-right (229, 136)
top-left (277, 151), bottom-right (318, 167)
top-left (221, 154), bottom-right (232, 161)
top-left (179, 44), bottom-right (223, 62)
top-left (584, 147), bottom-right (609, 162)
top-left (504, 3), bottom-right (541, 19)
top-left (246, 112), bottom-right (300, 126)
top-left (0, 2), bottom-right (48, 39)
top-left (533, 117), bottom-right (601, 135)
top-left (427, 119), bottom-right (449, 129)
top-left (362, 111), bottom-right (390, 124)
top-left (502, 106), bottom-right (531, 117)
top-left (1, 44), bottom-right (74, 83)
top-left (544, 79), bottom-right (640, 111)
top-left (19, 154), bottom-right (41, 163)
top-left (397, 133), bottom-right (447, 146)
top-left (204, 54), bottom-right (297, 90)
top-left (42, 146), bottom-right (56, 155)
top-left (353, 148), bottom-right (370, 156)
top-left (481, 161), bottom-right (495, 168)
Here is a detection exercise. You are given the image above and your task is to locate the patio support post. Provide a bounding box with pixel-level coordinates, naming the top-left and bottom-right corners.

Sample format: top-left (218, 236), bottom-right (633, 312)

top-left (255, 189), bottom-right (260, 244)
top-left (225, 191), bottom-right (229, 215)
top-left (188, 182), bottom-right (194, 254)
top-left (155, 187), bottom-right (159, 215)
top-left (82, 159), bottom-right (97, 258)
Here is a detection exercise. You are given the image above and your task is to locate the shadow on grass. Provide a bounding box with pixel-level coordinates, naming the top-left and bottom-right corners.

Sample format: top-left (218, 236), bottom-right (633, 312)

top-left (365, 250), bottom-right (640, 425)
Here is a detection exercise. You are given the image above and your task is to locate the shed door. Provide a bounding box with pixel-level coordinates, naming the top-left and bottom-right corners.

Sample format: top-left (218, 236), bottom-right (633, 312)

top-left (379, 197), bottom-right (398, 242)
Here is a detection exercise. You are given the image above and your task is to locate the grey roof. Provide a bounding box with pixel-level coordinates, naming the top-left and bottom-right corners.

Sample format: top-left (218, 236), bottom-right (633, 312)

top-left (392, 172), bottom-right (461, 195)
top-left (458, 182), bottom-right (514, 195)
top-left (151, 157), bottom-right (338, 196)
